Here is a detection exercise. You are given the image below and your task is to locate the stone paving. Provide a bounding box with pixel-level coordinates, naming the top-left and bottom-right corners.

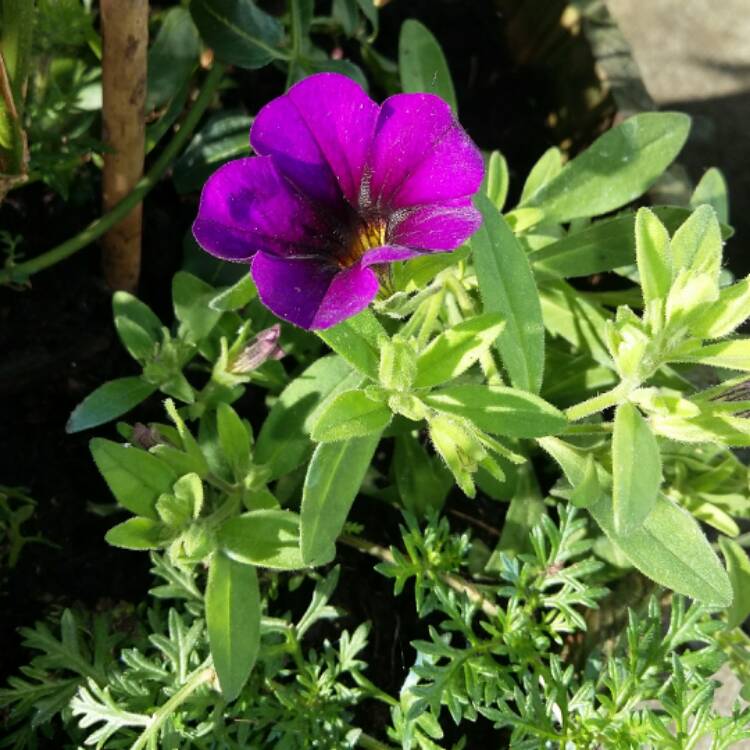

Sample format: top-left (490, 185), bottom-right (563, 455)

top-left (607, 0), bottom-right (750, 274)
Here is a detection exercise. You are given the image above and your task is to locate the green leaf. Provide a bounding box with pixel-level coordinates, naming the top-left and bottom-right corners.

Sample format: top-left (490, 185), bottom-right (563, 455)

top-left (165, 399), bottom-right (209, 478)
top-left (218, 510), bottom-right (305, 569)
top-left (612, 403), bottom-right (661, 533)
top-left (569, 454), bottom-right (602, 508)
top-left (112, 291), bottom-right (163, 361)
top-left (424, 384), bottom-right (566, 438)
top-left (538, 280), bottom-right (612, 368)
top-left (473, 193), bottom-right (545, 393)
top-left (173, 111), bottom-right (254, 194)
top-left (522, 112), bottom-right (691, 223)
top-left (485, 151), bottom-right (509, 211)
top-left (105, 517), bottom-right (165, 550)
top-left (493, 470), bottom-right (544, 558)
top-left (519, 147), bottom-right (563, 204)
top-left (398, 19), bottom-right (457, 113)
top-left (691, 167), bottom-right (729, 225)
top-left (216, 402), bottom-right (252, 481)
top-left (393, 244), bottom-right (469, 290)
top-left (189, 0), bottom-right (283, 69)
top-left (635, 207), bottom-right (672, 307)
top-left (147, 7), bottom-right (201, 111)
top-left (529, 206), bottom-right (732, 279)
top-left (90, 439), bottom-right (179, 520)
top-left (316, 309), bottom-right (385, 380)
top-left (205, 552), bottom-right (260, 702)
top-left (172, 271), bottom-right (223, 344)
top-left (254, 355), bottom-right (359, 479)
top-left (393, 433), bottom-right (451, 515)
top-left (67, 377), bottom-right (156, 434)
top-left (414, 313), bottom-right (505, 388)
top-left (540, 437), bottom-right (732, 606)
top-left (300, 433), bottom-right (381, 565)
top-left (690, 276), bottom-right (750, 339)
top-left (675, 339), bottom-right (750, 371)
top-left (332, 0), bottom-right (359, 35)
top-left (113, 291), bottom-right (163, 341)
top-left (719, 537), bottom-right (750, 627)
top-left (311, 389), bottom-right (392, 442)
top-left (669, 204), bottom-right (721, 278)
top-left (208, 274), bottom-right (257, 312)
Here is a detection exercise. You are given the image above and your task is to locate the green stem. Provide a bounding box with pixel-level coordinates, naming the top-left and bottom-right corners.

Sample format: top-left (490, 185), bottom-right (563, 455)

top-left (415, 286), bottom-right (446, 348)
top-left (0, 64), bottom-right (225, 285)
top-left (351, 670), bottom-right (398, 707)
top-left (285, 0), bottom-right (303, 88)
top-left (357, 732), bottom-right (398, 750)
top-left (130, 663), bottom-right (214, 750)
top-left (565, 382), bottom-right (631, 422)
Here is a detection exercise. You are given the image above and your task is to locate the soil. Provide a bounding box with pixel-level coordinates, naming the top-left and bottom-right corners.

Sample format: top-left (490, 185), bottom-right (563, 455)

top-left (0, 0), bottom-right (597, 745)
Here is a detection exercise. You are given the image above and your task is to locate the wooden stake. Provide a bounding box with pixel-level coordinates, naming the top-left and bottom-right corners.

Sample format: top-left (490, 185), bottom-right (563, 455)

top-left (100, 0), bottom-right (148, 292)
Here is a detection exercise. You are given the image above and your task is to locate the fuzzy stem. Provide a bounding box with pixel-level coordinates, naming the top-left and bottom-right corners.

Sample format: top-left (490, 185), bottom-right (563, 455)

top-left (564, 382), bottom-right (631, 422)
top-left (0, 64), bottom-right (225, 286)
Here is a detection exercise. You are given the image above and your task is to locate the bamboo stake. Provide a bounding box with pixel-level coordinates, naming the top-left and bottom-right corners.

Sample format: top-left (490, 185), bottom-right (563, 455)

top-left (100, 0), bottom-right (148, 292)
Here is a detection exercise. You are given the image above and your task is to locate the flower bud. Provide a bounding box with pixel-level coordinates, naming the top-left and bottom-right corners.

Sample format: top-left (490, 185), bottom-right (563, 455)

top-left (230, 324), bottom-right (285, 373)
top-left (428, 414), bottom-right (486, 497)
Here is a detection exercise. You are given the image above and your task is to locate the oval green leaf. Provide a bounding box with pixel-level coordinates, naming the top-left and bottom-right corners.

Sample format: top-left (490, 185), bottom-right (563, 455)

top-left (219, 509), bottom-right (305, 569)
top-left (612, 402), bottom-right (662, 534)
top-left (205, 552), bottom-right (260, 702)
top-left (90, 438), bottom-right (179, 519)
top-left (189, 0), bottom-right (283, 69)
top-left (300, 432), bottom-right (381, 566)
top-left (399, 19), bottom-right (457, 112)
top-left (472, 193), bottom-right (545, 393)
top-left (311, 389), bottom-right (392, 443)
top-left (522, 112), bottom-right (691, 223)
top-left (424, 384), bottom-right (566, 438)
top-left (540, 437), bottom-right (732, 606)
top-left (67, 377), bottom-right (156, 434)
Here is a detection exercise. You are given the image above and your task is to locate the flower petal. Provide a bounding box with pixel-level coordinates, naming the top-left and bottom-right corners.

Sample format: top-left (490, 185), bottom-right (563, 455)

top-left (367, 93), bottom-right (484, 209)
top-left (361, 245), bottom-right (422, 265)
top-left (192, 156), bottom-right (332, 262)
top-left (251, 73), bottom-right (379, 207)
top-left (390, 198), bottom-right (482, 251)
top-left (251, 252), bottom-right (379, 330)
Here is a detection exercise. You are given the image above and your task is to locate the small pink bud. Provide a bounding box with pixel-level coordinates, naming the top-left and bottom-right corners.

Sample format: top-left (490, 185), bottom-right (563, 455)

top-left (230, 324), bottom-right (285, 373)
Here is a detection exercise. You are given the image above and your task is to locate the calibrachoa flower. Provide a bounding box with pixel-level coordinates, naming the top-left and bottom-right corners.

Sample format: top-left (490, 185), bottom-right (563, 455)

top-left (193, 73), bottom-right (484, 330)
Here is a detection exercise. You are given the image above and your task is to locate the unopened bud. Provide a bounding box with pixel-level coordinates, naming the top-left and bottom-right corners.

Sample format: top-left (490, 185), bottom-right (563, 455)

top-left (132, 423), bottom-right (163, 449)
top-left (230, 325), bottom-right (284, 373)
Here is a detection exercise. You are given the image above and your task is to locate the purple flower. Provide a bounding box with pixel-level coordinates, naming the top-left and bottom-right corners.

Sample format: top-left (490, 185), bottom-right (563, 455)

top-left (193, 73), bottom-right (484, 330)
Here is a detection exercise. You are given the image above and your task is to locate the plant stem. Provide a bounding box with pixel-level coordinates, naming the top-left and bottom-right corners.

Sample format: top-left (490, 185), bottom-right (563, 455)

top-left (130, 663), bottom-right (214, 750)
top-left (564, 382), bottom-right (630, 422)
top-left (340, 534), bottom-right (499, 618)
top-left (357, 731), bottom-right (399, 750)
top-left (285, 0), bottom-right (303, 88)
top-left (0, 63), bottom-right (225, 286)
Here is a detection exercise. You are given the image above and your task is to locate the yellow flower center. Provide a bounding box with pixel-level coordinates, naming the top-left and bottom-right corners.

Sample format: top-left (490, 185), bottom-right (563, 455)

top-left (338, 218), bottom-right (387, 268)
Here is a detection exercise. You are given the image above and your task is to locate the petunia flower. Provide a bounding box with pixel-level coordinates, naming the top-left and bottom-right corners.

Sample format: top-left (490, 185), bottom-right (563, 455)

top-left (193, 73), bottom-right (484, 330)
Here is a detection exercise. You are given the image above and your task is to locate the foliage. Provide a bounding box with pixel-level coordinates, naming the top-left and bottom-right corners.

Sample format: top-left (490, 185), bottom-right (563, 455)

top-left (5, 1), bottom-right (750, 748)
